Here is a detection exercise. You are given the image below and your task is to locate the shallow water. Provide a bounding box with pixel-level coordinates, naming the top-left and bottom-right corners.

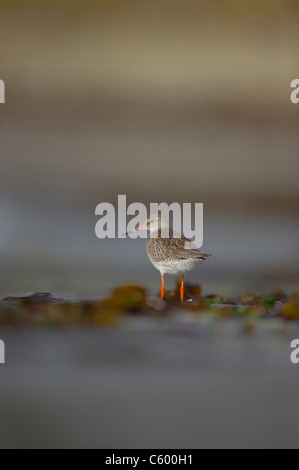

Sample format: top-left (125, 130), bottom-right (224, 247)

top-left (0, 317), bottom-right (299, 448)
top-left (1, 199), bottom-right (298, 448)
top-left (1, 200), bottom-right (299, 299)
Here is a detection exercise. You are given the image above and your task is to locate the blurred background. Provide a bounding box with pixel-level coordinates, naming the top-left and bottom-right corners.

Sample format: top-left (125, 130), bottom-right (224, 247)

top-left (0, 0), bottom-right (298, 297)
top-left (0, 0), bottom-right (299, 449)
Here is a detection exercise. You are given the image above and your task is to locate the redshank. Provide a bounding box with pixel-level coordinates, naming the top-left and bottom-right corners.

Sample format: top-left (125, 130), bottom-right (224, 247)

top-left (129, 213), bottom-right (211, 302)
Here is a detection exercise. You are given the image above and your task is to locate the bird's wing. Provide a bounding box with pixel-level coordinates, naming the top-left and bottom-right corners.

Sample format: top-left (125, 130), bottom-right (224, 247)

top-left (171, 232), bottom-right (211, 259)
top-left (148, 233), bottom-right (211, 261)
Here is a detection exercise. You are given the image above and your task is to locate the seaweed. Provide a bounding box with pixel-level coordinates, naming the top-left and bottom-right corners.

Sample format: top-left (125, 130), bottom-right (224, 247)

top-left (0, 284), bottom-right (298, 326)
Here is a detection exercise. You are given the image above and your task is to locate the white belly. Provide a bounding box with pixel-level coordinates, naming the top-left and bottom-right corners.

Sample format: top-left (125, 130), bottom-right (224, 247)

top-left (150, 258), bottom-right (203, 275)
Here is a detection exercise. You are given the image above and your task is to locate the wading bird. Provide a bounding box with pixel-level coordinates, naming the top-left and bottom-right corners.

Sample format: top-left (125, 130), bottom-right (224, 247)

top-left (128, 214), bottom-right (211, 302)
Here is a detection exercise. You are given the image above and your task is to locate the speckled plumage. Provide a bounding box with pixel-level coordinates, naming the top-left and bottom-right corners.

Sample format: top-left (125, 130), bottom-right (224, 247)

top-left (146, 228), bottom-right (211, 275)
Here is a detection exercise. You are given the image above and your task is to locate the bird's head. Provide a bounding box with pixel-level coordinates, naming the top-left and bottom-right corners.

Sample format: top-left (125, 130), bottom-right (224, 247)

top-left (128, 213), bottom-right (169, 234)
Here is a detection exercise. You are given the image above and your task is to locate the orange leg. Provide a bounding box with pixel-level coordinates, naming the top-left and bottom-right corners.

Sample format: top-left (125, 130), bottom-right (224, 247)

top-left (180, 275), bottom-right (184, 303)
top-left (161, 274), bottom-right (165, 300)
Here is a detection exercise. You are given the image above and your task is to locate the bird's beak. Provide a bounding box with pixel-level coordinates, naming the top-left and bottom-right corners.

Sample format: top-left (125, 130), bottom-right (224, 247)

top-left (125, 222), bottom-right (148, 235)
